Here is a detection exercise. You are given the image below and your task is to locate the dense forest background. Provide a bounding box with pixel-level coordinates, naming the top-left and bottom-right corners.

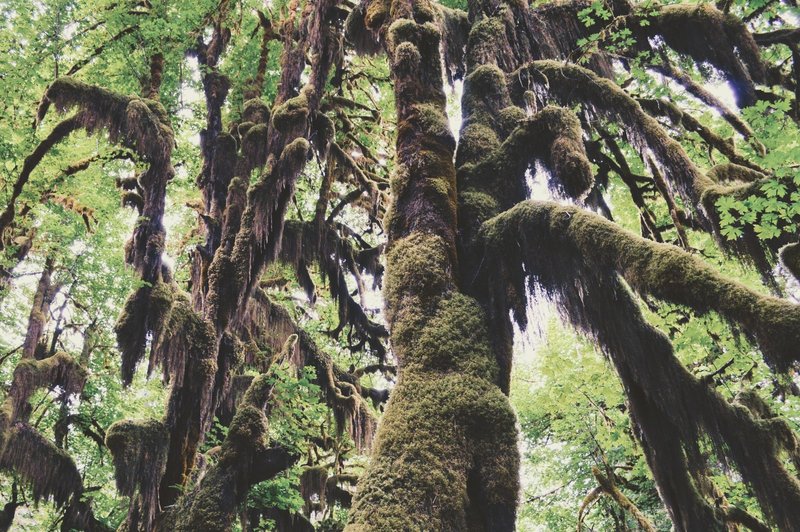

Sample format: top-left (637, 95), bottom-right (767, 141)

top-left (2, 0), bottom-right (800, 530)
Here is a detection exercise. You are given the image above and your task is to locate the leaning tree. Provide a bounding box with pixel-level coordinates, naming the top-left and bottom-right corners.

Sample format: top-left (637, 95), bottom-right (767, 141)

top-left (3, 0), bottom-right (800, 530)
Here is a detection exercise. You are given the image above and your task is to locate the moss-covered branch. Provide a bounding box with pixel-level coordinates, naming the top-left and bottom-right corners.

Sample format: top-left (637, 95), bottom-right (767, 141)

top-left (0, 116), bottom-right (83, 245)
top-left (163, 373), bottom-right (294, 532)
top-left (233, 288), bottom-right (379, 451)
top-left (480, 200), bottom-right (800, 529)
top-left (483, 201), bottom-right (800, 370)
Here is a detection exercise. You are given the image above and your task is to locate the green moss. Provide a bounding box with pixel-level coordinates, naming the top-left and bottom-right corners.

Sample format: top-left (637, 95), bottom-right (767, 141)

top-left (271, 87), bottom-right (313, 133)
top-left (414, 103), bottom-right (456, 149)
top-left (242, 123), bottom-right (269, 168)
top-left (412, 0), bottom-right (437, 23)
top-left (279, 137), bottom-right (310, 167)
top-left (458, 124), bottom-right (501, 169)
top-left (398, 294), bottom-right (498, 379)
top-left (465, 17), bottom-right (505, 70)
top-left (105, 418), bottom-right (168, 497)
top-left (242, 98), bottom-right (270, 124)
top-left (364, 0), bottom-right (389, 30)
top-left (393, 41), bottom-right (421, 70)
top-left (241, 374), bottom-right (272, 408)
top-left (497, 105), bottom-right (526, 134)
top-left (227, 404), bottom-right (268, 447)
top-left (389, 164), bottom-right (411, 200)
top-left (347, 372), bottom-right (517, 530)
top-left (10, 353), bottom-right (86, 419)
top-left (236, 121), bottom-right (255, 137)
top-left (384, 232), bottom-right (452, 318)
top-left (463, 64), bottom-right (506, 109)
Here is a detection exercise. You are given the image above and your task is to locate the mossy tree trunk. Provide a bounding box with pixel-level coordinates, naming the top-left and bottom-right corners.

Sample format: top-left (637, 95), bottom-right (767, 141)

top-left (346, 1), bottom-right (518, 529)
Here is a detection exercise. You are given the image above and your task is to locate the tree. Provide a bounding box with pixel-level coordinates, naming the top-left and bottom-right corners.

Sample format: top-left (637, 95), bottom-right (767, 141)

top-left (2, 0), bottom-right (800, 530)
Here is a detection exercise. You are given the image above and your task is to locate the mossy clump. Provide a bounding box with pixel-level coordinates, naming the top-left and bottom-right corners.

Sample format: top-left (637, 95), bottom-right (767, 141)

top-left (393, 41), bottom-right (421, 72)
top-left (241, 123), bottom-right (270, 170)
top-left (364, 0), bottom-right (389, 30)
top-left (242, 98), bottom-right (270, 125)
top-left (497, 105), bottom-right (526, 134)
top-left (272, 87), bottom-right (313, 134)
top-left (279, 137), bottom-right (310, 168)
top-left (235, 120), bottom-right (255, 138)
top-left (457, 124), bottom-right (500, 166)
top-left (399, 294), bottom-right (498, 379)
top-left (459, 190), bottom-right (501, 238)
top-left (461, 64), bottom-right (508, 121)
top-left (413, 103), bottom-right (456, 152)
top-left (464, 16), bottom-right (505, 71)
top-left (706, 163), bottom-right (765, 185)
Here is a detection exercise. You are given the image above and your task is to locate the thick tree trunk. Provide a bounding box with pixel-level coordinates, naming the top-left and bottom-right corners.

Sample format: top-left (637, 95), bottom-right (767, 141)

top-left (347, 1), bottom-right (518, 529)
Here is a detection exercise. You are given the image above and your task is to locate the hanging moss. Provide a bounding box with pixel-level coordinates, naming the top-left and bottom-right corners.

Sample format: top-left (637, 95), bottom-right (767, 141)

top-left (0, 422), bottom-right (83, 507)
top-left (511, 61), bottom-right (708, 217)
top-left (480, 105), bottom-right (593, 201)
top-left (636, 4), bottom-right (764, 107)
top-left (300, 465), bottom-right (329, 514)
top-left (106, 419), bottom-right (168, 532)
top-left (345, 2), bottom-right (382, 55)
top-left (483, 201), bottom-right (800, 371)
top-left (9, 352), bottom-right (86, 420)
